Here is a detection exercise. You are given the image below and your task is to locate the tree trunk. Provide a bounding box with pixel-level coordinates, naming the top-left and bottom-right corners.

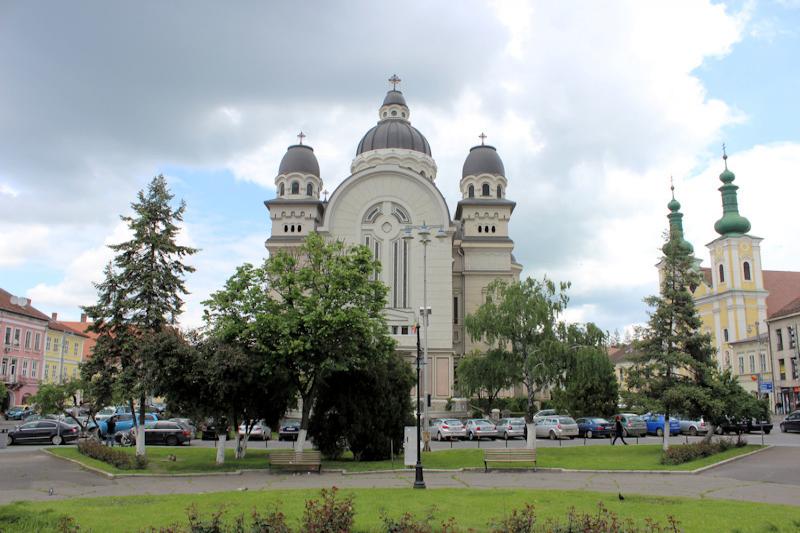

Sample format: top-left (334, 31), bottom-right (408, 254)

top-left (216, 433), bottom-right (226, 465)
top-left (662, 416), bottom-right (669, 451)
top-left (296, 393), bottom-right (314, 452)
top-left (703, 424), bottom-right (716, 443)
top-left (135, 397), bottom-right (146, 457)
top-left (525, 377), bottom-right (536, 422)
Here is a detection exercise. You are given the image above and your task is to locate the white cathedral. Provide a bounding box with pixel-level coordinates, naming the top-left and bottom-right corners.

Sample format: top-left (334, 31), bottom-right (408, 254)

top-left (265, 78), bottom-right (522, 410)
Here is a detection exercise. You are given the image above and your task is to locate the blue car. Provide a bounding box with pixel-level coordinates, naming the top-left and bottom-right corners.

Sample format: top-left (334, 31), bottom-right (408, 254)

top-left (575, 417), bottom-right (613, 438)
top-left (97, 413), bottom-right (159, 437)
top-left (644, 414), bottom-right (680, 436)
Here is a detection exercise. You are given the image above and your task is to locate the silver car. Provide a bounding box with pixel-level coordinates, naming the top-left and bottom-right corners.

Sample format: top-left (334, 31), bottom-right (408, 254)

top-left (497, 417), bottom-right (526, 440)
top-left (677, 415), bottom-right (708, 436)
top-left (430, 418), bottom-right (466, 440)
top-left (535, 416), bottom-right (579, 440)
top-left (614, 413), bottom-right (648, 437)
top-left (532, 409), bottom-right (557, 423)
top-left (465, 419), bottom-right (498, 440)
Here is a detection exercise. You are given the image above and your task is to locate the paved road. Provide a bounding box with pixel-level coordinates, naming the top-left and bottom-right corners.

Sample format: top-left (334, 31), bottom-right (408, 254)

top-left (1, 446), bottom-right (799, 507)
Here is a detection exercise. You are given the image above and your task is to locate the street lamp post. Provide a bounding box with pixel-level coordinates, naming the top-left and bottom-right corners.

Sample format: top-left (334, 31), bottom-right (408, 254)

top-left (403, 223), bottom-right (448, 435)
top-left (413, 322), bottom-right (425, 489)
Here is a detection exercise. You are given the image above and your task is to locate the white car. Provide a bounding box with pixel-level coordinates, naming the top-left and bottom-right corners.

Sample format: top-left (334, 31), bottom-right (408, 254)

top-left (535, 416), bottom-right (579, 440)
top-left (430, 418), bottom-right (466, 440)
top-left (238, 420), bottom-right (271, 440)
top-left (465, 419), bottom-right (498, 440)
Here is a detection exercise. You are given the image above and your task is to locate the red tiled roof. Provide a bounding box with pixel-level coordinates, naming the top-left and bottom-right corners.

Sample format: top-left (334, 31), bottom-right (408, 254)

top-left (770, 295), bottom-right (800, 321)
top-left (0, 288), bottom-right (50, 322)
top-left (48, 320), bottom-right (89, 337)
top-left (608, 344), bottom-right (640, 364)
top-left (764, 270), bottom-right (800, 318)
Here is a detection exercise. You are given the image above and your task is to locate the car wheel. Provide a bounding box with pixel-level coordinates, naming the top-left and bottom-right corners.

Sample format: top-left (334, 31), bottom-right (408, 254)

top-left (436, 432), bottom-right (442, 441)
top-left (780, 423), bottom-right (786, 433)
top-left (468, 432), bottom-right (474, 441)
top-left (549, 431), bottom-right (557, 440)
top-left (656, 428), bottom-right (663, 437)
top-left (689, 427), bottom-right (698, 436)
top-left (7, 435), bottom-right (13, 445)
top-left (166, 435), bottom-right (179, 446)
top-left (764, 429), bottom-right (771, 435)
top-left (586, 430), bottom-right (593, 439)
top-left (51, 435), bottom-right (63, 446)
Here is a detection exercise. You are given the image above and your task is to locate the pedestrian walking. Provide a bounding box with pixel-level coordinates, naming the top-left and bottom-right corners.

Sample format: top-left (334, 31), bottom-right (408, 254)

top-left (611, 415), bottom-right (628, 445)
top-left (105, 415), bottom-right (116, 447)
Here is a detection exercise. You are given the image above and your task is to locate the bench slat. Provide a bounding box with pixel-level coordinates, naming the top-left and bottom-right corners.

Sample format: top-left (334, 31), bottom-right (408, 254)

top-left (269, 450), bottom-right (322, 473)
top-left (483, 449), bottom-right (537, 472)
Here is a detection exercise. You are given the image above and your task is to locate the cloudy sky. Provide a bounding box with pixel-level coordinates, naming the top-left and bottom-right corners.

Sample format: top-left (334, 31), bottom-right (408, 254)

top-left (1, 1), bottom-right (798, 335)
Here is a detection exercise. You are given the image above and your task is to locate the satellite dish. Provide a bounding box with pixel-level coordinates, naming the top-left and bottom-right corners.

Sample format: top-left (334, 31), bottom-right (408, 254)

top-left (19, 298), bottom-right (28, 307)
top-left (10, 296), bottom-right (18, 305)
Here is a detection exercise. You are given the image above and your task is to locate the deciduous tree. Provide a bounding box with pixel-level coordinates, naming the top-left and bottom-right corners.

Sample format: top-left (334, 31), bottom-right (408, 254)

top-left (456, 349), bottom-right (517, 409)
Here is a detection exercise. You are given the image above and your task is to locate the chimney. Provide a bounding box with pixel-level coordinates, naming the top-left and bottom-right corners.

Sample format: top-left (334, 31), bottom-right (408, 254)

top-left (81, 313), bottom-right (87, 323)
top-left (51, 312), bottom-right (58, 321)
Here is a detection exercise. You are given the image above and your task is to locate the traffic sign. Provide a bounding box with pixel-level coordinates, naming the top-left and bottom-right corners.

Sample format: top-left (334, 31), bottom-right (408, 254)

top-left (759, 382), bottom-right (773, 393)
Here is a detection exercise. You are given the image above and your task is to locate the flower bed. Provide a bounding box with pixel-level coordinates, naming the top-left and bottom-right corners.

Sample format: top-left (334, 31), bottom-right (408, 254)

top-left (660, 438), bottom-right (744, 465)
top-left (77, 439), bottom-right (148, 470)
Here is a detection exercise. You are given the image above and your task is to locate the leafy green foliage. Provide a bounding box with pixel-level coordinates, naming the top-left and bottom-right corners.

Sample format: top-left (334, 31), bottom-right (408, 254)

top-left (0, 381), bottom-right (9, 412)
top-left (302, 487), bottom-right (355, 533)
top-left (465, 277), bottom-right (571, 420)
top-left (456, 349), bottom-right (517, 407)
top-left (309, 349), bottom-right (414, 460)
top-left (77, 439), bottom-right (147, 470)
top-left (29, 381), bottom-right (86, 428)
top-left (553, 346), bottom-right (619, 418)
top-left (203, 232), bottom-right (390, 443)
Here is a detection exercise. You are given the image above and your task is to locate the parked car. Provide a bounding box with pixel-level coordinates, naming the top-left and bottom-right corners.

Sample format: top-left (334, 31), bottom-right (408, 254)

top-left (465, 419), bottom-right (498, 440)
top-left (780, 410), bottom-right (800, 433)
top-left (430, 418), bottom-right (466, 440)
top-left (535, 416), bottom-right (579, 440)
top-left (170, 418), bottom-right (197, 437)
top-left (238, 420), bottom-right (271, 441)
top-left (613, 413), bottom-right (647, 437)
top-left (532, 409), bottom-right (557, 423)
top-left (497, 418), bottom-right (526, 440)
top-left (278, 421), bottom-right (301, 441)
top-left (643, 414), bottom-right (681, 436)
top-left (677, 415), bottom-right (708, 436)
top-left (746, 418), bottom-right (773, 434)
top-left (125, 421), bottom-right (192, 446)
top-left (97, 413), bottom-right (158, 437)
top-left (200, 418), bottom-right (227, 440)
top-left (20, 413), bottom-right (59, 423)
top-left (5, 406), bottom-right (32, 421)
top-left (575, 417), bottom-right (613, 438)
top-left (715, 417), bottom-right (748, 435)
top-left (95, 405), bottom-right (131, 421)
top-left (7, 420), bottom-right (80, 445)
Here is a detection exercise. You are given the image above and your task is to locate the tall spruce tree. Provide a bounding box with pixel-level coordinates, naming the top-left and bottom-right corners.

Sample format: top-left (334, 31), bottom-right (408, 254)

top-left (624, 190), bottom-right (716, 450)
top-left (83, 175), bottom-right (197, 457)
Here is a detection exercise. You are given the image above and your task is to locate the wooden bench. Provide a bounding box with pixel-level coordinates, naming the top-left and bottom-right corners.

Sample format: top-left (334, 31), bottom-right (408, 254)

top-left (269, 450), bottom-right (322, 473)
top-left (483, 449), bottom-right (537, 472)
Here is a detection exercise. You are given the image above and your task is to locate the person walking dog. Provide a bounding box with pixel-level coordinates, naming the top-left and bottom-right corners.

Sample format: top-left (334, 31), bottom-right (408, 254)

top-left (612, 415), bottom-right (628, 445)
top-left (105, 415), bottom-right (117, 447)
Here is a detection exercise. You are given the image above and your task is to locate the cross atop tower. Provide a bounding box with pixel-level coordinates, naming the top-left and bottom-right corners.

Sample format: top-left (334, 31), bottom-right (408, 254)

top-left (722, 143), bottom-right (728, 168)
top-left (388, 74), bottom-right (401, 90)
top-left (670, 175), bottom-right (674, 199)
top-left (478, 132), bottom-right (487, 145)
top-left (297, 131), bottom-right (306, 145)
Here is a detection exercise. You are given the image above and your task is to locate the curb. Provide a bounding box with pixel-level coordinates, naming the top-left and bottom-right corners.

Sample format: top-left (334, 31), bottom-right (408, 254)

top-left (43, 445), bottom-right (770, 479)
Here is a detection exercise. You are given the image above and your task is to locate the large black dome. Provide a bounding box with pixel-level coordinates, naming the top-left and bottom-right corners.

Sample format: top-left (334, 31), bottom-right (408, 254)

top-left (356, 120), bottom-right (431, 156)
top-left (462, 145), bottom-right (505, 177)
top-left (278, 144), bottom-right (320, 176)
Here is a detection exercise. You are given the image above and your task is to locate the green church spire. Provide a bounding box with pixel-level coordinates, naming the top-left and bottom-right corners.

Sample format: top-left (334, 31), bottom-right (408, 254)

top-left (714, 145), bottom-right (751, 237)
top-left (663, 179), bottom-right (694, 255)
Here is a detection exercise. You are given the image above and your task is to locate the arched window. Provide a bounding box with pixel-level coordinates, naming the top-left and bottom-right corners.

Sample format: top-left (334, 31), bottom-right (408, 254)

top-left (468, 185), bottom-right (474, 198)
top-left (719, 264), bottom-right (725, 283)
top-left (291, 181), bottom-right (299, 195)
top-left (482, 183), bottom-right (490, 196)
top-left (306, 183), bottom-right (313, 196)
top-left (484, 225), bottom-right (489, 233)
top-left (279, 183), bottom-right (285, 196)
top-left (291, 224), bottom-right (295, 232)
top-left (743, 261), bottom-right (751, 281)
top-left (297, 224), bottom-right (302, 232)
top-left (491, 226), bottom-right (496, 233)
top-left (477, 225), bottom-right (482, 233)
top-left (284, 224), bottom-right (288, 233)
top-left (496, 185), bottom-right (502, 198)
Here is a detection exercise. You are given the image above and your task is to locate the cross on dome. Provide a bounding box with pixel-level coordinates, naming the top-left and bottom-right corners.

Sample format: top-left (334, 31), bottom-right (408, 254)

top-left (722, 142), bottom-right (728, 169)
top-left (670, 175), bottom-right (674, 199)
top-left (297, 131), bottom-right (306, 145)
top-left (478, 132), bottom-right (487, 145)
top-left (388, 74), bottom-right (401, 90)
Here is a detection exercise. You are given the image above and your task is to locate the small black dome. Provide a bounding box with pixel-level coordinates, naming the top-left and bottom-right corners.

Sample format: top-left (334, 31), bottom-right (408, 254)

top-left (357, 120), bottom-right (431, 156)
top-left (278, 145), bottom-right (320, 177)
top-left (382, 90), bottom-right (408, 107)
top-left (462, 145), bottom-right (505, 177)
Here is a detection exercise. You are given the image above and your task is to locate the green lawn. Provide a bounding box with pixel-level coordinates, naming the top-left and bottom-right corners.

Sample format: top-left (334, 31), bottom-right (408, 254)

top-left (1, 488), bottom-right (798, 532)
top-left (48, 443), bottom-right (761, 475)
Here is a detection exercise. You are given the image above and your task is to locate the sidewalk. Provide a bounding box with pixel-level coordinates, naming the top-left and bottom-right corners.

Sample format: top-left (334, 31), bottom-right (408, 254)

top-left (1, 448), bottom-right (799, 507)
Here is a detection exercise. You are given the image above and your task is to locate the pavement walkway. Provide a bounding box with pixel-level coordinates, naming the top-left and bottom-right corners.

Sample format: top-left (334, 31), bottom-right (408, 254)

top-left (1, 447), bottom-right (799, 507)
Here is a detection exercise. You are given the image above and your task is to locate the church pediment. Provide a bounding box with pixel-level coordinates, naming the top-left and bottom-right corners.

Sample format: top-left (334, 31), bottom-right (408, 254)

top-left (384, 307), bottom-right (416, 324)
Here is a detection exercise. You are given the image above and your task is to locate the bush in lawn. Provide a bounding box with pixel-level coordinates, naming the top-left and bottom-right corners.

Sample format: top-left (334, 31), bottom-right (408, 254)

top-left (660, 438), bottom-right (742, 465)
top-left (301, 487), bottom-right (354, 533)
top-left (489, 503), bottom-right (537, 533)
top-left (77, 439), bottom-right (147, 470)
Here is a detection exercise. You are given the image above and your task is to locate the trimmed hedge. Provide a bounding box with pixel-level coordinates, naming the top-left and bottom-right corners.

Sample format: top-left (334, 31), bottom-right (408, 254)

top-left (660, 438), bottom-right (744, 465)
top-left (77, 439), bottom-right (147, 470)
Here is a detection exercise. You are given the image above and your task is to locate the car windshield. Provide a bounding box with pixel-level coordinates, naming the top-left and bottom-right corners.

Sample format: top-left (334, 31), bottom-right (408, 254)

top-left (475, 420), bottom-right (492, 426)
top-left (558, 417), bottom-right (576, 424)
top-left (509, 419), bottom-right (525, 425)
top-left (444, 419), bottom-right (462, 425)
top-left (593, 418), bottom-right (610, 424)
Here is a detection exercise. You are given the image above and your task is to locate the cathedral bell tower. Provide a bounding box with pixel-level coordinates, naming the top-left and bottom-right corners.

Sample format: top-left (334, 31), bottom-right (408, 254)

top-left (264, 133), bottom-right (325, 255)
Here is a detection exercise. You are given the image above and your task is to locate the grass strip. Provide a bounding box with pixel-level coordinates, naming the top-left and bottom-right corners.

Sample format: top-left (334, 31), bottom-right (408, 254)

top-left (1, 487), bottom-right (798, 532)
